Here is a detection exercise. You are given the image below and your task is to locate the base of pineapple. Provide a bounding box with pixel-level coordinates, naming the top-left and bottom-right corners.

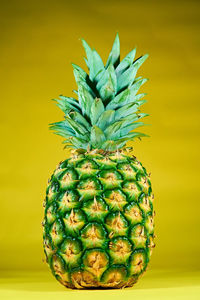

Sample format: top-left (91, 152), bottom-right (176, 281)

top-left (56, 269), bottom-right (141, 289)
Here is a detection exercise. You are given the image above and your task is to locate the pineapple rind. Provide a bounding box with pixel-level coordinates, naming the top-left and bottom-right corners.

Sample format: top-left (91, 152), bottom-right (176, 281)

top-left (43, 151), bottom-right (155, 289)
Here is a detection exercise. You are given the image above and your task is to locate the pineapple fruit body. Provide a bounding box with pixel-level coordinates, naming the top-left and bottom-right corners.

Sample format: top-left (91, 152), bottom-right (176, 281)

top-left (43, 151), bottom-right (155, 289)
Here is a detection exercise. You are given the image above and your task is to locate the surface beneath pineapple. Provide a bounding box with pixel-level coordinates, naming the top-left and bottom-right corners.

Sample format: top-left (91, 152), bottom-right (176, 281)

top-left (1, 269), bottom-right (199, 300)
top-left (43, 151), bottom-right (155, 289)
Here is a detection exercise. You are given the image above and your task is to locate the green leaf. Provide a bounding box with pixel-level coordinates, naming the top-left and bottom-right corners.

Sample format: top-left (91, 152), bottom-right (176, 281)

top-left (113, 140), bottom-right (127, 149)
top-left (92, 49), bottom-right (105, 81)
top-left (133, 54), bottom-right (149, 70)
top-left (97, 64), bottom-right (117, 101)
top-left (102, 139), bottom-right (129, 150)
top-left (101, 140), bottom-right (118, 151)
top-left (90, 98), bottom-right (105, 125)
top-left (104, 118), bottom-right (144, 140)
top-left (50, 120), bottom-right (74, 133)
top-left (115, 132), bottom-right (149, 143)
top-left (106, 33), bottom-right (120, 68)
top-left (104, 120), bottom-right (125, 138)
top-left (117, 55), bottom-right (148, 92)
top-left (134, 93), bottom-right (146, 101)
top-left (69, 111), bottom-right (91, 131)
top-left (54, 96), bottom-right (80, 114)
top-left (124, 131), bottom-right (149, 139)
top-left (115, 103), bottom-right (139, 121)
top-left (52, 130), bottom-right (73, 138)
top-left (82, 39), bottom-right (93, 70)
top-left (81, 39), bottom-right (104, 81)
top-left (106, 132), bottom-right (149, 149)
top-left (64, 136), bottom-right (89, 149)
top-left (77, 83), bottom-right (94, 117)
top-left (73, 63), bottom-right (95, 97)
top-left (116, 122), bottom-right (144, 138)
top-left (73, 89), bottom-right (78, 96)
top-left (90, 125), bottom-right (106, 148)
top-left (49, 121), bottom-right (76, 138)
top-left (126, 113), bottom-right (149, 123)
top-left (129, 78), bottom-right (148, 98)
top-left (96, 110), bottom-right (115, 130)
top-left (106, 89), bottom-right (130, 110)
top-left (106, 79), bottom-right (147, 111)
top-left (72, 63), bottom-right (88, 81)
top-left (137, 99), bottom-right (147, 106)
top-left (117, 64), bottom-right (137, 92)
top-left (116, 48), bottom-right (136, 75)
top-left (59, 96), bottom-right (80, 108)
top-left (78, 80), bottom-right (95, 97)
top-left (65, 116), bottom-right (89, 139)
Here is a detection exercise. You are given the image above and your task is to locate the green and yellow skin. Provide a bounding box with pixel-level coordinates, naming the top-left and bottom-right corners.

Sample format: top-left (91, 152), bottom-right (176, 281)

top-left (43, 150), bottom-right (155, 288)
top-left (43, 34), bottom-right (155, 289)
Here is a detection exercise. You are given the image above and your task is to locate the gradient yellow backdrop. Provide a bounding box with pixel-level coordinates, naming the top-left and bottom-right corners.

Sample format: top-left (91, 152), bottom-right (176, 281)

top-left (1, 0), bottom-right (200, 298)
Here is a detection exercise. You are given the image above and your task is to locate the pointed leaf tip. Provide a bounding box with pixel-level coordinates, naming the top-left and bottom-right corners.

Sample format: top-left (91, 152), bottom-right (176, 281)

top-left (106, 33), bottom-right (120, 68)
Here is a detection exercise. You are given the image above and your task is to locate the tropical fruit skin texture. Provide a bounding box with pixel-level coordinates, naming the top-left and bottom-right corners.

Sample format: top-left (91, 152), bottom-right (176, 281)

top-left (43, 150), bottom-right (155, 289)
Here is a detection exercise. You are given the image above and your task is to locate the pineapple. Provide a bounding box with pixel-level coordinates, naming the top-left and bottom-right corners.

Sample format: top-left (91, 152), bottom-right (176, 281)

top-left (43, 34), bottom-right (155, 289)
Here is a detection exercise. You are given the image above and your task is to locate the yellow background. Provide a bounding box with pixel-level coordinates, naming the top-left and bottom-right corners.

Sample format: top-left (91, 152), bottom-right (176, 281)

top-left (0, 0), bottom-right (200, 298)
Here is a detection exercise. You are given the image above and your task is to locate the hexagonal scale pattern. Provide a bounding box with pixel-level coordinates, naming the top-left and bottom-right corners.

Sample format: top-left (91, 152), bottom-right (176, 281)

top-left (43, 152), bottom-right (155, 289)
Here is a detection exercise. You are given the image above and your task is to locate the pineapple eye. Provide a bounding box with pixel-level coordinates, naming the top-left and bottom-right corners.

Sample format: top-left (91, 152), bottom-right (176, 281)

top-left (145, 214), bottom-right (154, 234)
top-left (109, 237), bottom-right (132, 264)
top-left (71, 269), bottom-right (96, 288)
top-left (82, 249), bottom-right (109, 280)
top-left (130, 224), bottom-right (147, 249)
top-left (117, 163), bottom-right (137, 180)
top-left (105, 212), bottom-right (128, 237)
top-left (104, 189), bottom-right (127, 211)
top-left (77, 178), bottom-right (102, 200)
top-left (52, 255), bottom-right (65, 275)
top-left (82, 197), bottom-right (108, 221)
top-left (122, 181), bottom-right (142, 201)
top-left (57, 190), bottom-right (79, 212)
top-left (43, 237), bottom-right (54, 259)
top-left (60, 237), bottom-right (82, 268)
top-left (129, 250), bottom-right (147, 275)
top-left (80, 222), bottom-right (107, 248)
top-left (124, 202), bottom-right (143, 225)
top-left (137, 175), bottom-right (151, 194)
top-left (138, 194), bottom-right (152, 214)
top-left (101, 265), bottom-right (127, 286)
top-left (63, 209), bottom-right (86, 236)
top-left (50, 220), bottom-right (64, 246)
top-left (46, 204), bottom-right (56, 224)
top-left (98, 169), bottom-right (122, 189)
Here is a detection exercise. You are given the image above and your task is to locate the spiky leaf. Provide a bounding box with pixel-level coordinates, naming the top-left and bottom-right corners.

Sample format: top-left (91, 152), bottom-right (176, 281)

top-left (77, 83), bottom-right (94, 117)
top-left (106, 33), bottom-right (120, 68)
top-left (90, 125), bottom-right (106, 148)
top-left (69, 111), bottom-right (91, 131)
top-left (72, 64), bottom-right (88, 81)
top-left (97, 64), bottom-right (117, 101)
top-left (65, 116), bottom-right (89, 140)
top-left (115, 103), bottom-right (139, 121)
top-left (90, 98), bottom-right (104, 125)
top-left (97, 110), bottom-right (115, 130)
top-left (106, 89), bottom-right (130, 110)
top-left (54, 97), bottom-right (80, 114)
top-left (116, 48), bottom-right (136, 75)
top-left (81, 39), bottom-right (93, 70)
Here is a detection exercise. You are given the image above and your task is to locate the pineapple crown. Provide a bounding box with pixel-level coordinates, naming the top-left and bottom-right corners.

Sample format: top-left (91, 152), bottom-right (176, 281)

top-left (50, 34), bottom-right (149, 151)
